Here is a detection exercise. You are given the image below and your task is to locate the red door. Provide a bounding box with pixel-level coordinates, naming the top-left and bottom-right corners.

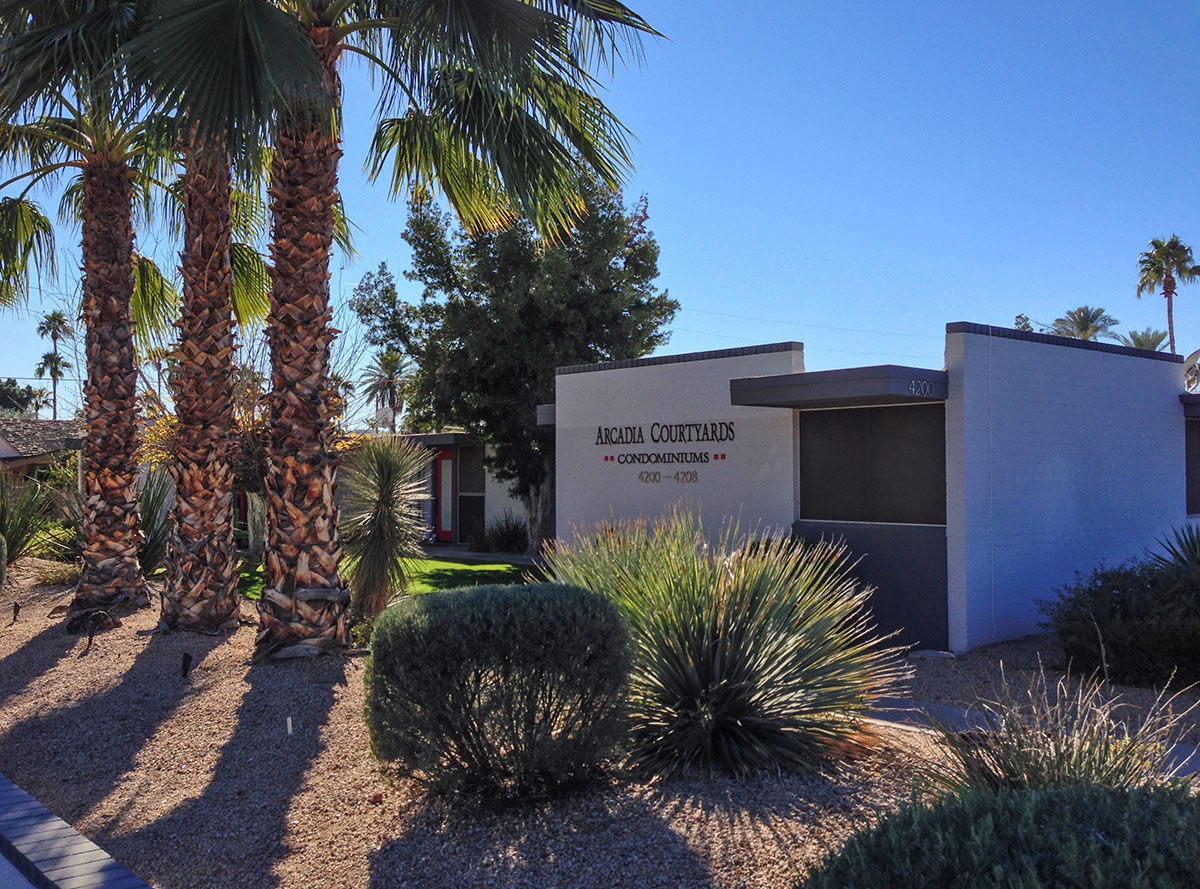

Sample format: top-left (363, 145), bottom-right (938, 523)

top-left (434, 449), bottom-right (454, 542)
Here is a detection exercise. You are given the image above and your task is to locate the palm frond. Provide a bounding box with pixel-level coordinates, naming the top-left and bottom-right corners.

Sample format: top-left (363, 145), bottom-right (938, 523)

top-left (0, 196), bottom-right (56, 308)
top-left (231, 241), bottom-right (269, 327)
top-left (131, 253), bottom-right (180, 348)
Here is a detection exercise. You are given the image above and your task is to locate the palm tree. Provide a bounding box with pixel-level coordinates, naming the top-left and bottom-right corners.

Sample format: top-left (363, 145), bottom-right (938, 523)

top-left (1050, 306), bottom-right (1120, 341)
top-left (28, 387), bottom-right (49, 418)
top-left (141, 0), bottom-right (658, 657)
top-left (360, 350), bottom-right (410, 434)
top-left (34, 351), bottom-right (72, 420)
top-left (36, 309), bottom-right (74, 353)
top-left (1137, 235), bottom-right (1197, 354)
top-left (0, 6), bottom-right (181, 610)
top-left (0, 196), bottom-right (56, 308)
top-left (1115, 328), bottom-right (1169, 352)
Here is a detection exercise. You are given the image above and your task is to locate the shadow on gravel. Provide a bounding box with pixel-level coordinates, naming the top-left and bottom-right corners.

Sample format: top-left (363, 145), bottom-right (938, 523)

top-left (366, 787), bottom-right (718, 889)
top-left (0, 621), bottom-right (82, 708)
top-left (103, 658), bottom-right (345, 889)
top-left (0, 629), bottom-right (226, 821)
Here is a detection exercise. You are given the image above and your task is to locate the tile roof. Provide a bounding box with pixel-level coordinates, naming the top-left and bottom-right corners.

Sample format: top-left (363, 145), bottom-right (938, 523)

top-left (0, 418), bottom-right (84, 459)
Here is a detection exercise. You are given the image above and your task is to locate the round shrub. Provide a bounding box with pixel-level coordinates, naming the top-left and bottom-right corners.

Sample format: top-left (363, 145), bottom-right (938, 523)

top-left (801, 785), bottom-right (1200, 889)
top-left (1040, 559), bottom-right (1200, 685)
top-left (365, 582), bottom-right (631, 800)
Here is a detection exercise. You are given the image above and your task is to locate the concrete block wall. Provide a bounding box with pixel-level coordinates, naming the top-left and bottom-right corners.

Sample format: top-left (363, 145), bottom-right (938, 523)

top-left (945, 324), bottom-right (1186, 650)
top-left (554, 344), bottom-right (805, 541)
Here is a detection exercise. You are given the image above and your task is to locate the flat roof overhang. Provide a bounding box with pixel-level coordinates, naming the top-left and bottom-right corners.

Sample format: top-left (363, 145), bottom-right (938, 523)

top-left (403, 432), bottom-right (476, 448)
top-left (730, 364), bottom-right (948, 410)
top-left (1180, 394), bottom-right (1200, 417)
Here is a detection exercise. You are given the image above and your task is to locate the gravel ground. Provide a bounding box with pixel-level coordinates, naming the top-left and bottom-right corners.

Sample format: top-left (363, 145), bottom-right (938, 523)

top-left (907, 635), bottom-right (1200, 743)
top-left (0, 559), bottom-right (934, 889)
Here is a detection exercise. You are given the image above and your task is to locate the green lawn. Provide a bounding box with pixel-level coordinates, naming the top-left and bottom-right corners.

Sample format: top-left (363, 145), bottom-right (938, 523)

top-left (237, 556), bottom-right (532, 601)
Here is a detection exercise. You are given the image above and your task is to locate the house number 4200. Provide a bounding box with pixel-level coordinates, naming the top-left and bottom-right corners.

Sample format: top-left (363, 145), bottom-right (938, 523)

top-left (907, 380), bottom-right (935, 397)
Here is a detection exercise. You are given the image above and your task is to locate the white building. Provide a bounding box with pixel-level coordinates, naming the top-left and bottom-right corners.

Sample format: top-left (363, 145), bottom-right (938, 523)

top-left (546, 323), bottom-right (1190, 652)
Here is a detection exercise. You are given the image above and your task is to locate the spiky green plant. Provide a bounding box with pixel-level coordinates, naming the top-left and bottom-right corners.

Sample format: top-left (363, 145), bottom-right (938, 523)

top-left (137, 467), bottom-right (174, 575)
top-left (340, 436), bottom-right (430, 621)
top-left (920, 666), bottom-right (1196, 795)
top-left (0, 475), bottom-right (55, 564)
top-left (544, 508), bottom-right (909, 776)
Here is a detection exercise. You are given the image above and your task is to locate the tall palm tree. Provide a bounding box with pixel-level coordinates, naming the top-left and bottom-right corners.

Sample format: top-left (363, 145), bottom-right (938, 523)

top-left (1050, 306), bottom-right (1120, 341)
top-left (1115, 327), bottom-right (1169, 352)
top-left (36, 309), bottom-right (74, 354)
top-left (360, 350), bottom-right (409, 434)
top-left (1137, 235), bottom-right (1197, 355)
top-left (34, 351), bottom-right (72, 419)
top-left (0, 4), bottom-right (180, 610)
top-left (142, 0), bottom-right (657, 657)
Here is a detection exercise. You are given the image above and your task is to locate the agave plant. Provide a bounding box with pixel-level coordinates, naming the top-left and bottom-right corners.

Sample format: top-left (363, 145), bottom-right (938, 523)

top-left (544, 507), bottom-right (909, 776)
top-left (340, 437), bottom-right (430, 621)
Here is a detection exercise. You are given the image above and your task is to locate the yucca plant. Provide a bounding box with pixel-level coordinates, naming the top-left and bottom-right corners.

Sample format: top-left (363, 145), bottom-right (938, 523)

top-left (1152, 523), bottom-right (1200, 587)
top-left (920, 666), bottom-right (1196, 795)
top-left (340, 436), bottom-right (430, 621)
top-left (0, 474), bottom-right (56, 564)
top-left (544, 508), bottom-right (909, 776)
top-left (137, 468), bottom-right (174, 575)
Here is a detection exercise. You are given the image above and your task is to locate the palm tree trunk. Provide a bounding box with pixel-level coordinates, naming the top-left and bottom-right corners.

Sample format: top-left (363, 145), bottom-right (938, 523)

top-left (72, 158), bottom-right (148, 611)
top-left (50, 374), bottom-right (57, 421)
top-left (1166, 273), bottom-right (1177, 354)
top-left (162, 148), bottom-right (240, 630)
top-left (257, 27), bottom-right (350, 657)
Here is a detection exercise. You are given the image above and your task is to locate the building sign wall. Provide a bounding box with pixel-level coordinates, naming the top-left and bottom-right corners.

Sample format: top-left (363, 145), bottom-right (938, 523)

top-left (554, 346), bottom-right (804, 540)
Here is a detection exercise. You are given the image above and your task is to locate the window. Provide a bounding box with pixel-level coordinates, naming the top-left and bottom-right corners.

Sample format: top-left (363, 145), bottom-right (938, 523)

top-left (1186, 420), bottom-right (1200, 515)
top-left (799, 403), bottom-right (946, 525)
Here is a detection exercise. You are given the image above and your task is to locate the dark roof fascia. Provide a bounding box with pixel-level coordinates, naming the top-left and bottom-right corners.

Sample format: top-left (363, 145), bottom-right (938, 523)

top-left (556, 342), bottom-right (804, 376)
top-left (1180, 394), bottom-right (1200, 417)
top-left (947, 322), bottom-right (1183, 363)
top-left (730, 365), bottom-right (947, 410)
top-left (402, 432), bottom-right (477, 448)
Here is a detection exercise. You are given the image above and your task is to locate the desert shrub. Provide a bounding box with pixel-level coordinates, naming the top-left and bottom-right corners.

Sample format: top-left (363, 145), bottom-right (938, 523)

top-left (137, 468), bottom-right (173, 574)
top-left (920, 666), bottom-right (1195, 795)
top-left (0, 475), bottom-right (55, 564)
top-left (544, 508), bottom-right (908, 776)
top-left (482, 510), bottom-right (529, 554)
top-left (1040, 549), bottom-right (1200, 685)
top-left (800, 785), bottom-right (1200, 889)
top-left (365, 582), bottom-right (631, 800)
top-left (34, 560), bottom-right (81, 587)
top-left (341, 436), bottom-right (428, 620)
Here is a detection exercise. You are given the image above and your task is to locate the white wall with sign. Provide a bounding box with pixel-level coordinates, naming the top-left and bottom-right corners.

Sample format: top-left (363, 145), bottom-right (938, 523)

top-left (554, 344), bottom-right (805, 540)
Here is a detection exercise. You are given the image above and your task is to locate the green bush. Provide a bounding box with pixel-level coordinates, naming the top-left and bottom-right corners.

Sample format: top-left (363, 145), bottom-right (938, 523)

top-left (1040, 554), bottom-right (1200, 685)
top-left (365, 582), bottom-right (631, 800)
top-left (544, 508), bottom-right (908, 776)
top-left (482, 509), bottom-right (529, 554)
top-left (800, 785), bottom-right (1200, 889)
top-left (921, 666), bottom-right (1195, 795)
top-left (0, 475), bottom-right (55, 564)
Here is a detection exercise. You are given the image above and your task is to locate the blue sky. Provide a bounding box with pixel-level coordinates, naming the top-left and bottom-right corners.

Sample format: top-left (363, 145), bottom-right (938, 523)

top-left (4, 0), bottom-right (1199, 416)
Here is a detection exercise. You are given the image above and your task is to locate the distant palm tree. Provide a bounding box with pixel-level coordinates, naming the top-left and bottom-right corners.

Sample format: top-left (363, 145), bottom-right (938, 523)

top-left (360, 351), bottom-right (411, 434)
top-left (1115, 328), bottom-right (1169, 352)
top-left (34, 351), bottom-right (71, 420)
top-left (28, 387), bottom-right (49, 418)
top-left (1050, 306), bottom-right (1120, 341)
top-left (1137, 235), bottom-right (1197, 355)
top-left (36, 310), bottom-right (73, 355)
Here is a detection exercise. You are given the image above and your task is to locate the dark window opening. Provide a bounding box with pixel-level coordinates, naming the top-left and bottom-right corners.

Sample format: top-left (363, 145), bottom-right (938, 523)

top-left (1186, 420), bottom-right (1200, 515)
top-left (799, 403), bottom-right (946, 525)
